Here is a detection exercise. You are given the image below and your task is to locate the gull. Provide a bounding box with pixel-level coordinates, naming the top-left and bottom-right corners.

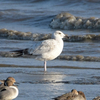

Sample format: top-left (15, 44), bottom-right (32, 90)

top-left (11, 31), bottom-right (68, 71)
top-left (0, 77), bottom-right (19, 100)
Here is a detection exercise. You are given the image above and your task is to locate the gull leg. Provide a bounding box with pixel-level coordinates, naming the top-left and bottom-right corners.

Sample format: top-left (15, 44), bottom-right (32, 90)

top-left (44, 60), bottom-right (47, 71)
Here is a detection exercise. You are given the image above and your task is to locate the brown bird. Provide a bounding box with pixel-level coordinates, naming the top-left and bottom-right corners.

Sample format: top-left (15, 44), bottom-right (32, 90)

top-left (0, 77), bottom-right (18, 100)
top-left (0, 77), bottom-right (16, 87)
top-left (93, 96), bottom-right (100, 100)
top-left (54, 89), bottom-right (86, 100)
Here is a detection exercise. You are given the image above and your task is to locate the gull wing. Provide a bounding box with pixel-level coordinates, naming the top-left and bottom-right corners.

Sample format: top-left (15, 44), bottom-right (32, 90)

top-left (28, 39), bottom-right (56, 55)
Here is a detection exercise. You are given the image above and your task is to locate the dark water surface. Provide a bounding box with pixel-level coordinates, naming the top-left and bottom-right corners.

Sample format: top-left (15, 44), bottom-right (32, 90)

top-left (0, 0), bottom-right (100, 33)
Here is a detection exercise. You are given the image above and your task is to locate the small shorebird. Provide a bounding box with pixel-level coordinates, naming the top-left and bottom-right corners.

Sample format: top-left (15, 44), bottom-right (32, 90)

top-left (54, 89), bottom-right (86, 100)
top-left (0, 77), bottom-right (19, 100)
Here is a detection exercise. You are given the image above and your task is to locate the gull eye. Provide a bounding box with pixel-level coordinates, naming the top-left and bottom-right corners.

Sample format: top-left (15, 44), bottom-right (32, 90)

top-left (59, 32), bottom-right (61, 34)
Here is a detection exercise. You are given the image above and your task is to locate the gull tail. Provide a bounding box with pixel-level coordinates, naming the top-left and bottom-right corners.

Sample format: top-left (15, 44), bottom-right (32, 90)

top-left (0, 48), bottom-right (29, 57)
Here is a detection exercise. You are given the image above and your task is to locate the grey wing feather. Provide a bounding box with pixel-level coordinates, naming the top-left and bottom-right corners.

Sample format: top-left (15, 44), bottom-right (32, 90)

top-left (0, 87), bottom-right (14, 99)
top-left (0, 87), bottom-right (7, 99)
top-left (29, 39), bottom-right (56, 55)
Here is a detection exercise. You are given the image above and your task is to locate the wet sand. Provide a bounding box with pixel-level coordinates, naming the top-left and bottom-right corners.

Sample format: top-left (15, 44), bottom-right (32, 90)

top-left (0, 66), bottom-right (100, 100)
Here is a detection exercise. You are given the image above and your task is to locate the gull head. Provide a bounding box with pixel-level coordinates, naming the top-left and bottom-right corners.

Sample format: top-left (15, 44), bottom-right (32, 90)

top-left (53, 30), bottom-right (65, 39)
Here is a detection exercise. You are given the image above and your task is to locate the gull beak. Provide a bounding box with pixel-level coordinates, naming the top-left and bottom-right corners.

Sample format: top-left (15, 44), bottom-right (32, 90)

top-left (65, 34), bottom-right (70, 39)
top-left (63, 34), bottom-right (70, 41)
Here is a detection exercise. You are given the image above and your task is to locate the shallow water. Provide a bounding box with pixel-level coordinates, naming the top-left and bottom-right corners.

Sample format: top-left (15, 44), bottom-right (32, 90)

top-left (0, 67), bottom-right (100, 100)
top-left (0, 0), bottom-right (100, 100)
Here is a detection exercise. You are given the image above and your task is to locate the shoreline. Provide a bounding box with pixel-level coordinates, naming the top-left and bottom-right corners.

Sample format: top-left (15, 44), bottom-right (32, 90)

top-left (0, 64), bottom-right (100, 70)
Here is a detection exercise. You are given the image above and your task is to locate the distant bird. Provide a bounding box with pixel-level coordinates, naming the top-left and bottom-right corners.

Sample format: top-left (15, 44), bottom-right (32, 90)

top-left (54, 89), bottom-right (86, 100)
top-left (93, 96), bottom-right (100, 100)
top-left (10, 31), bottom-right (68, 71)
top-left (0, 77), bottom-right (18, 100)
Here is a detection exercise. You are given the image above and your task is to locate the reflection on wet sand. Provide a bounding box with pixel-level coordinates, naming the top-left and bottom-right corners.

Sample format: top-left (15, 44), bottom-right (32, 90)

top-left (0, 67), bottom-right (100, 100)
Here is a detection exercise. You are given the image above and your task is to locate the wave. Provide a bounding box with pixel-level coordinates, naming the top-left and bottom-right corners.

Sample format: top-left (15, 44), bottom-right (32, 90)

top-left (0, 0), bottom-right (100, 33)
top-left (0, 28), bottom-right (100, 41)
top-left (50, 12), bottom-right (100, 30)
top-left (0, 50), bottom-right (100, 62)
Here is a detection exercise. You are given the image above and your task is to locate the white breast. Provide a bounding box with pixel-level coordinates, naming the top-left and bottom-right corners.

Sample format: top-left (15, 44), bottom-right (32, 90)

top-left (9, 86), bottom-right (19, 99)
top-left (42, 39), bottom-right (64, 61)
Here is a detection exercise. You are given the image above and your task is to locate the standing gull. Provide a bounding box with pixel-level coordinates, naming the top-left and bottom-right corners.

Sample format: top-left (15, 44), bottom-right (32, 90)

top-left (11, 31), bottom-right (67, 71)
